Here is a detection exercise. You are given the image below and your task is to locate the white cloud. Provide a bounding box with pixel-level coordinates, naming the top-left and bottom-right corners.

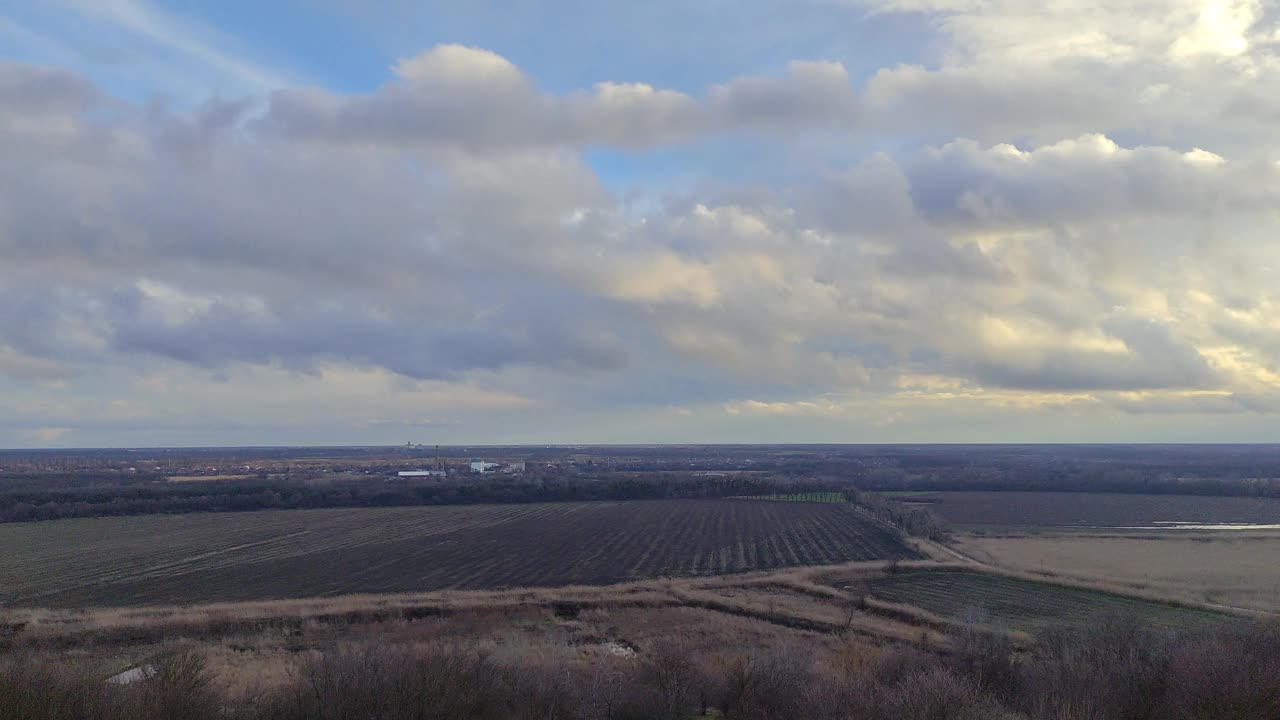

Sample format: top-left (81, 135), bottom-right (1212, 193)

top-left (1169, 0), bottom-right (1260, 60)
top-left (262, 45), bottom-right (861, 149)
top-left (860, 0), bottom-right (1280, 147)
top-left (3, 0), bottom-right (1280, 444)
top-left (723, 398), bottom-right (847, 417)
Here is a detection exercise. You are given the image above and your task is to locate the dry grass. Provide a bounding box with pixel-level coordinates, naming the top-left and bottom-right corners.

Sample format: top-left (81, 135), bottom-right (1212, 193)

top-left (0, 560), bottom-right (956, 694)
top-left (9, 615), bottom-right (1278, 720)
top-left (0, 580), bottom-right (683, 652)
top-left (0, 534), bottom-right (1258, 710)
top-left (3, 552), bottom-right (1248, 663)
top-left (954, 531), bottom-right (1280, 612)
top-left (3, 552), bottom-right (1248, 697)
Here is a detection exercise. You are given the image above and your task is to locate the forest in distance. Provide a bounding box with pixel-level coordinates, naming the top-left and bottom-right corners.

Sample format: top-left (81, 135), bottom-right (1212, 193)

top-left (3, 444), bottom-right (1280, 523)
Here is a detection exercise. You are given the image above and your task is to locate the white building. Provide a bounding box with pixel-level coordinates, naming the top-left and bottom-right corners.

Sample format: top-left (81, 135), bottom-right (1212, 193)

top-left (398, 470), bottom-right (446, 478)
top-left (469, 460), bottom-right (500, 474)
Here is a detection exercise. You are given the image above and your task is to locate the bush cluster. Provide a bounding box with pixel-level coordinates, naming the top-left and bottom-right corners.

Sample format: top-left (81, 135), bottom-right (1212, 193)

top-left (4, 616), bottom-right (1280, 719)
top-left (848, 490), bottom-right (949, 540)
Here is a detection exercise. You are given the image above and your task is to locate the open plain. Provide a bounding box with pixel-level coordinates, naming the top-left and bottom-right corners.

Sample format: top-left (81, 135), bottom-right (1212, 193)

top-left (953, 530), bottom-right (1280, 612)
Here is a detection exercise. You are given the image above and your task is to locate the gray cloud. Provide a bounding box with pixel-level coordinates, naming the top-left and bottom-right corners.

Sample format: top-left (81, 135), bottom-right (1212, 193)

top-left (969, 317), bottom-right (1218, 391)
top-left (3, 7), bottom-right (1280, 446)
top-left (0, 62), bottom-right (96, 117)
top-left (903, 136), bottom-right (1270, 227)
top-left (259, 45), bottom-right (862, 150)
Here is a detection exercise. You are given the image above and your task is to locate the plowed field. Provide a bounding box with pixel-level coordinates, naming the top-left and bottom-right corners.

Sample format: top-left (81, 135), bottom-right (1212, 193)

top-left (0, 500), bottom-right (918, 607)
top-left (904, 491), bottom-right (1280, 529)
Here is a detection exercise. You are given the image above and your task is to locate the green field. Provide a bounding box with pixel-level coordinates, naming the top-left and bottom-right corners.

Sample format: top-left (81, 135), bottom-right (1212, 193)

top-left (0, 500), bottom-right (920, 608)
top-left (741, 492), bottom-right (847, 503)
top-left (863, 570), bottom-right (1239, 633)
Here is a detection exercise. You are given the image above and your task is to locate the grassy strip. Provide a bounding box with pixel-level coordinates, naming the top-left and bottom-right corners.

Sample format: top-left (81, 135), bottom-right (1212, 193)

top-left (735, 492), bottom-right (848, 503)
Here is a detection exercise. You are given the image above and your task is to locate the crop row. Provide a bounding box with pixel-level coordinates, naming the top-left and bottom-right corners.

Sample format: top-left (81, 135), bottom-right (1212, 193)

top-left (739, 493), bottom-right (847, 503)
top-left (864, 570), bottom-right (1237, 632)
top-left (0, 499), bottom-right (920, 608)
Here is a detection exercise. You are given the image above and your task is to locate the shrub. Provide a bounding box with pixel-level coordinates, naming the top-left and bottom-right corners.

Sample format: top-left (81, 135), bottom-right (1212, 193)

top-left (883, 668), bottom-right (1018, 720)
top-left (1164, 622), bottom-right (1280, 720)
top-left (948, 612), bottom-right (1019, 701)
top-left (132, 650), bottom-right (221, 720)
top-left (7, 616), bottom-right (1280, 720)
top-left (1018, 614), bottom-right (1173, 720)
top-left (715, 645), bottom-right (813, 720)
top-left (0, 654), bottom-right (119, 720)
top-left (0, 649), bottom-right (220, 720)
top-left (620, 641), bottom-right (706, 720)
top-left (261, 643), bottom-right (507, 720)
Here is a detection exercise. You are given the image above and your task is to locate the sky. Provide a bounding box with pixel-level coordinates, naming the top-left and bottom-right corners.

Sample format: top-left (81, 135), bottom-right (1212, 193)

top-left (2, 0), bottom-right (1280, 447)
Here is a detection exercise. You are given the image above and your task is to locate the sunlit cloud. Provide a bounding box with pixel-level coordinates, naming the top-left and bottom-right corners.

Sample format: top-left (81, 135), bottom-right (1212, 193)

top-left (1, 0), bottom-right (1278, 444)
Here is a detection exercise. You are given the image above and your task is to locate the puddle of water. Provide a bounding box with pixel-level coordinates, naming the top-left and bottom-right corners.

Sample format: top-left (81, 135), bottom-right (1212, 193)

top-left (106, 665), bottom-right (156, 685)
top-left (603, 641), bottom-right (637, 658)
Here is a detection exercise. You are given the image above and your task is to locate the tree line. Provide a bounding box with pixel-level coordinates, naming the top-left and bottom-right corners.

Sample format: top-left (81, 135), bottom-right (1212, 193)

top-left (0, 473), bottom-right (857, 523)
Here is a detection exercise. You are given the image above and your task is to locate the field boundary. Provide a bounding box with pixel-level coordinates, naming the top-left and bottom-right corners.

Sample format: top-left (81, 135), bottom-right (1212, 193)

top-left (3, 554), bottom-right (1258, 656)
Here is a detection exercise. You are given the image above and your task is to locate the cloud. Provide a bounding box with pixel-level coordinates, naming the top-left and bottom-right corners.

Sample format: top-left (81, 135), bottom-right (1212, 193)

top-left (903, 134), bottom-right (1272, 227)
top-left (0, 346), bottom-right (76, 383)
top-left (859, 0), bottom-right (1280, 147)
top-left (3, 58), bottom-right (1274, 409)
top-left (261, 45), bottom-right (861, 149)
top-left (22, 427), bottom-right (74, 444)
top-left (1107, 390), bottom-right (1280, 415)
top-left (967, 325), bottom-right (1218, 392)
top-left (1169, 0), bottom-right (1260, 60)
top-left (707, 60), bottom-right (859, 131)
top-left (723, 398), bottom-right (846, 417)
top-left (3, 0), bottom-right (1280, 445)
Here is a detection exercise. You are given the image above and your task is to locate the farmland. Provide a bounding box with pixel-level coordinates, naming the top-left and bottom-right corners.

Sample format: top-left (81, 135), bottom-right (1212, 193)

top-left (903, 491), bottom-right (1280, 530)
top-left (953, 532), bottom-right (1280, 612)
top-left (741, 492), bottom-right (846, 503)
top-left (0, 499), bottom-right (918, 608)
top-left (860, 569), bottom-right (1241, 633)
top-left (0, 557), bottom-right (1251, 707)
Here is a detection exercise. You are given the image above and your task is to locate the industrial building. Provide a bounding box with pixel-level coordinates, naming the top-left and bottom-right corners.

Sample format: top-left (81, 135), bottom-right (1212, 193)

top-left (469, 460), bottom-right (500, 474)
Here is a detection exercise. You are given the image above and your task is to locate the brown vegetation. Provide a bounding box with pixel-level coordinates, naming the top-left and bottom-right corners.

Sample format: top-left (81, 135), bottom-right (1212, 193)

top-left (1, 559), bottom-right (1248, 673)
top-left (5, 615), bottom-right (1280, 719)
top-left (953, 530), bottom-right (1280, 612)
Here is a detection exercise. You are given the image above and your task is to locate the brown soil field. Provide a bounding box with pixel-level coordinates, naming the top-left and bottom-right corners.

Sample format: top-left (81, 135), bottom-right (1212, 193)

top-left (0, 499), bottom-right (918, 608)
top-left (953, 531), bottom-right (1280, 612)
top-left (903, 491), bottom-right (1280, 529)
